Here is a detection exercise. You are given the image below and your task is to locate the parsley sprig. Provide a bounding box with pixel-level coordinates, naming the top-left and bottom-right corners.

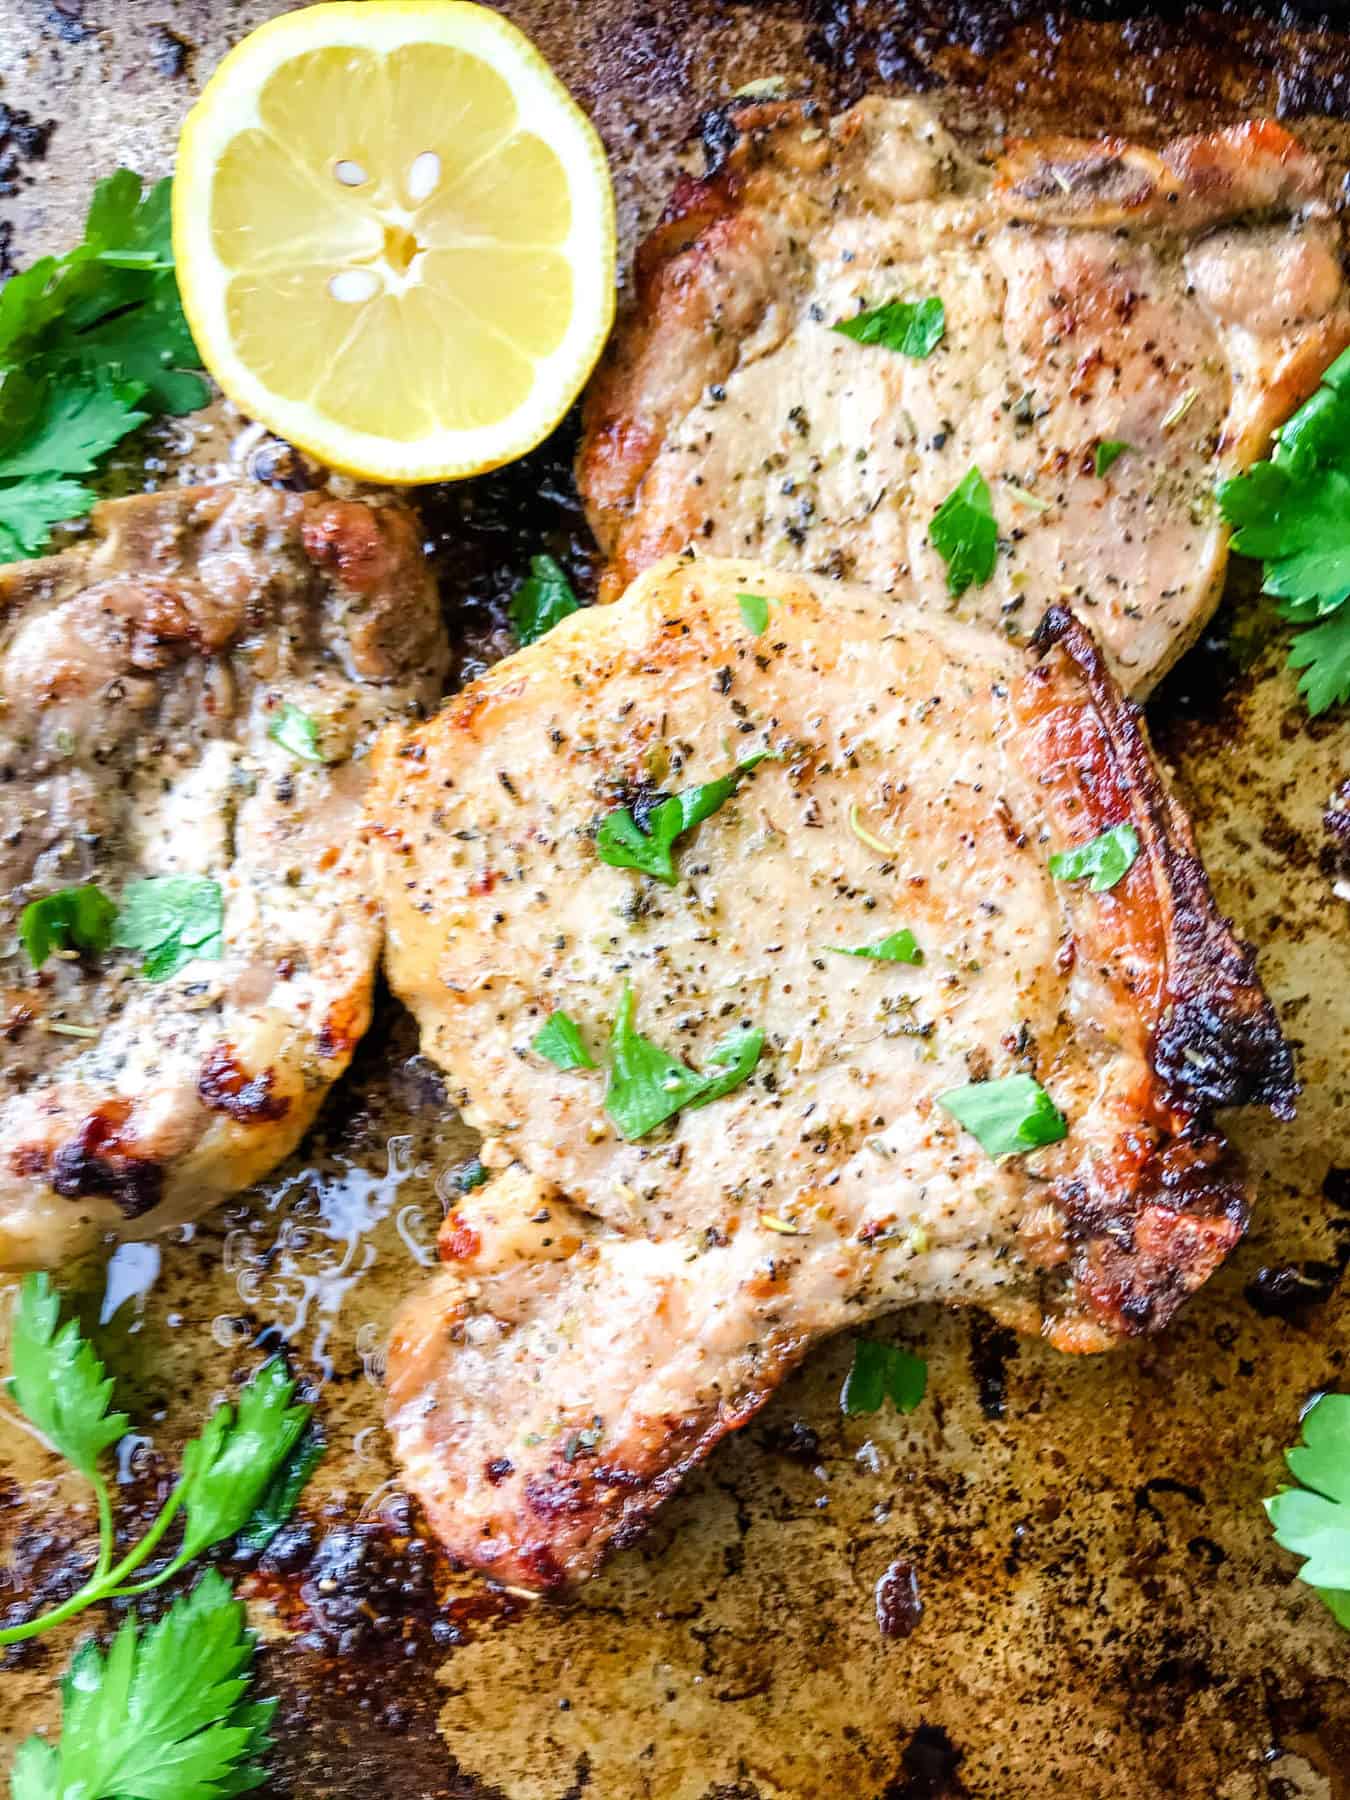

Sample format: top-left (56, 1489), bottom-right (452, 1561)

top-left (0, 169), bottom-right (207, 563)
top-left (1265, 1392), bottom-right (1350, 1630)
top-left (1219, 347), bottom-right (1350, 714)
top-left (11, 1570), bottom-right (275, 1800)
top-left (0, 1274), bottom-right (320, 1647)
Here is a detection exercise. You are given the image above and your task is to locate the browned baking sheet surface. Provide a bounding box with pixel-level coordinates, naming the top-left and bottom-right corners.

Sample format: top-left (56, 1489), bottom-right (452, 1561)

top-left (0, 3), bottom-right (1348, 1796)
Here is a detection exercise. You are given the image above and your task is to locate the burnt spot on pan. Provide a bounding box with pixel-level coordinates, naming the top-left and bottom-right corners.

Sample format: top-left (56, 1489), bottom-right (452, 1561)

top-left (801, 2), bottom-right (1350, 126)
top-left (0, 100), bottom-right (54, 198)
top-left (1248, 1166), bottom-right (1350, 1321)
top-left (967, 1315), bottom-right (1018, 1420)
top-left (884, 1723), bottom-right (967, 1798)
top-left (875, 1557), bottom-right (924, 1639)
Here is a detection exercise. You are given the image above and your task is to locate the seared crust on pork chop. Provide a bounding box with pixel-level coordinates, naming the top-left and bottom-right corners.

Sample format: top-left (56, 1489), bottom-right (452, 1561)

top-left (370, 555), bottom-right (1292, 1588)
top-left (579, 99), bottom-right (1350, 695)
top-left (0, 484), bottom-right (447, 1269)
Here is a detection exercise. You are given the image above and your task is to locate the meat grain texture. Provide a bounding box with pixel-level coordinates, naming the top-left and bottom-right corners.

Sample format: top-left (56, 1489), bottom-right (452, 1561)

top-left (0, 484), bottom-right (447, 1269)
top-left (580, 99), bottom-right (1350, 696)
top-left (370, 555), bottom-right (1293, 1588)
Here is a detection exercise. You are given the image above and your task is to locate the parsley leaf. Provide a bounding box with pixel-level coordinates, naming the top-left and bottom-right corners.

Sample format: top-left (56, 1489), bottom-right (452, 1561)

top-left (112, 875), bottom-right (224, 981)
top-left (171, 1359), bottom-right (313, 1570)
top-left (267, 703), bottom-right (324, 764)
top-left (738, 591), bottom-right (771, 635)
top-left (1048, 822), bottom-right (1140, 892)
top-left (533, 1010), bottom-right (596, 1070)
top-left (0, 473), bottom-right (98, 559)
top-left (604, 985), bottom-right (763, 1140)
top-left (8, 1274), bottom-right (128, 1479)
top-left (11, 1570), bottom-right (275, 1800)
top-left (596, 754), bottom-right (766, 885)
top-left (510, 554), bottom-right (582, 645)
top-left (233, 1425), bottom-right (326, 1559)
top-left (1287, 607), bottom-right (1350, 717)
top-left (0, 169), bottom-right (207, 565)
top-left (938, 1073), bottom-right (1067, 1158)
top-left (1095, 439), bottom-right (1131, 477)
top-left (929, 466), bottom-right (997, 596)
top-left (0, 375), bottom-right (147, 477)
top-left (19, 884), bottom-right (117, 968)
top-left (1265, 1392), bottom-right (1350, 1628)
top-left (823, 929), bottom-right (923, 964)
top-left (832, 297), bottom-right (945, 358)
top-left (842, 1340), bottom-right (928, 1416)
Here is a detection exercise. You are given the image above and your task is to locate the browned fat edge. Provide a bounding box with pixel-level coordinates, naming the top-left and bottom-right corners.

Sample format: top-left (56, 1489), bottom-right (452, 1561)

top-left (197, 1044), bottom-right (290, 1123)
top-left (11, 1100), bottom-right (164, 1219)
top-left (1031, 604), bottom-right (1296, 1122)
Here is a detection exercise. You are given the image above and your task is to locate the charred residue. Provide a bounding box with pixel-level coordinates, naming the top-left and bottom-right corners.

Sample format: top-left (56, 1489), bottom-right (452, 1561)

top-left (0, 100), bottom-right (54, 197)
top-left (416, 409), bottom-right (598, 687)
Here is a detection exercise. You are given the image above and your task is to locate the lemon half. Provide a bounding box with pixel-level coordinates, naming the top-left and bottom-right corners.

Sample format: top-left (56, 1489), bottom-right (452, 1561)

top-left (174, 0), bottom-right (616, 482)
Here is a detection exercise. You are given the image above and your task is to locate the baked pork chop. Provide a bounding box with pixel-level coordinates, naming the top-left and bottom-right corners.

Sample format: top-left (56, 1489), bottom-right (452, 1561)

top-left (0, 484), bottom-right (447, 1269)
top-left (579, 99), bottom-right (1350, 696)
top-left (371, 555), bottom-right (1293, 1589)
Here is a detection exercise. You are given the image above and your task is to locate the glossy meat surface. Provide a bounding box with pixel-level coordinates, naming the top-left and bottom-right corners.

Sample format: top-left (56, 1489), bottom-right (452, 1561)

top-left (579, 100), bottom-right (1350, 695)
top-left (0, 484), bottom-right (447, 1268)
top-left (370, 555), bottom-right (1292, 1587)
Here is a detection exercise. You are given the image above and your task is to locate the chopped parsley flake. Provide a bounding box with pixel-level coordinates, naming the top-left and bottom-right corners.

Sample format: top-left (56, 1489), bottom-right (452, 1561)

top-left (604, 985), bottom-right (763, 1140)
top-left (823, 929), bottom-right (923, 964)
top-left (19, 884), bottom-right (116, 969)
top-left (842, 1340), bottom-right (928, 1415)
top-left (1095, 439), bottom-right (1131, 477)
top-left (111, 875), bottom-right (224, 981)
top-left (929, 466), bottom-right (997, 596)
top-left (832, 296), bottom-right (945, 359)
top-left (1048, 822), bottom-right (1140, 892)
top-left (938, 1073), bottom-right (1067, 1159)
top-left (738, 591), bottom-right (772, 635)
top-left (510, 554), bottom-right (582, 645)
top-left (533, 1010), bottom-right (596, 1071)
top-left (596, 754), bottom-right (766, 885)
top-left (268, 703), bottom-right (324, 763)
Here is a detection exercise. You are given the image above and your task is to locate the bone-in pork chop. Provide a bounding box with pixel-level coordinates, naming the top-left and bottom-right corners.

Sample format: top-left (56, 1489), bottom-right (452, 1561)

top-left (579, 99), bottom-right (1350, 695)
top-left (370, 555), bottom-right (1293, 1589)
top-left (1, 484), bottom-right (447, 1269)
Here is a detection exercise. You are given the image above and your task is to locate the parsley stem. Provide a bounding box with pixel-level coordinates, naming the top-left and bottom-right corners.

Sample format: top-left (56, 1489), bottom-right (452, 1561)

top-left (100, 1481), bottom-right (188, 1596)
top-left (92, 1471), bottom-right (115, 1583)
top-left (0, 1481), bottom-right (186, 1644)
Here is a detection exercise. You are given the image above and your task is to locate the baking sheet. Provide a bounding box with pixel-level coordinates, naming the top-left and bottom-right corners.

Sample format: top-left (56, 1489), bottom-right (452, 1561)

top-left (0, 3), bottom-right (1347, 1796)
